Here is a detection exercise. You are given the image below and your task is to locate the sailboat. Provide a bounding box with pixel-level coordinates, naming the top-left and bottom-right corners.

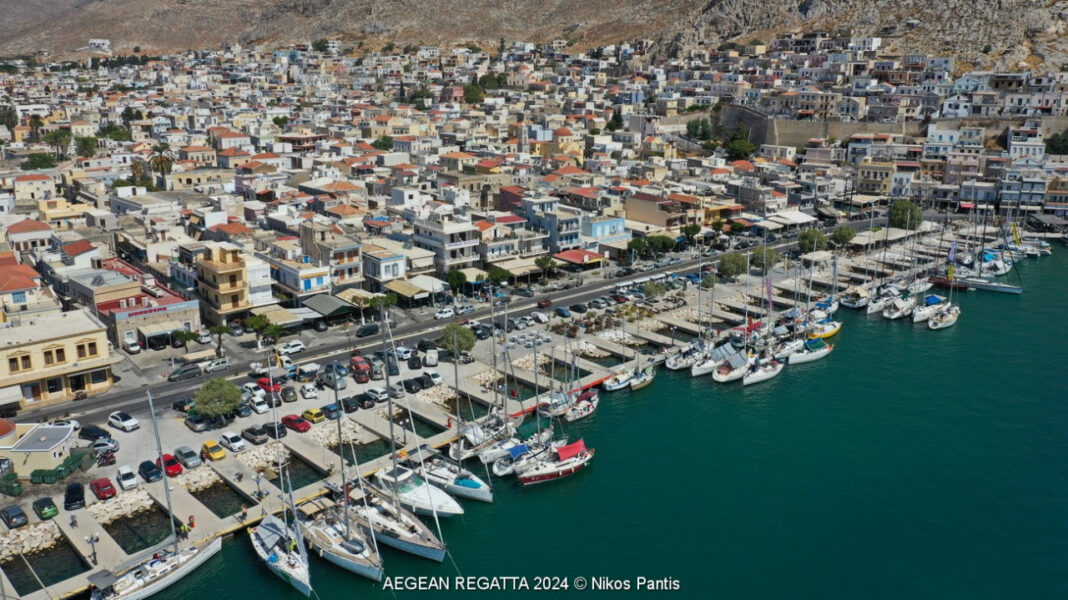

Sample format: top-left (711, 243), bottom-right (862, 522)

top-left (491, 438), bottom-right (568, 477)
top-left (449, 416), bottom-right (517, 462)
top-left (601, 368), bottom-right (633, 391)
top-left (881, 296), bottom-right (916, 320)
top-left (928, 305), bottom-right (961, 329)
top-left (249, 355), bottom-right (312, 596)
top-left (403, 446), bottom-right (493, 503)
top-left (518, 439), bottom-right (595, 486)
top-left (712, 351), bottom-right (752, 383)
top-left (345, 482), bottom-right (446, 562)
top-left (742, 356), bottom-right (784, 386)
top-left (840, 285), bottom-right (871, 309)
top-left (629, 362), bottom-right (656, 390)
top-left (910, 294), bottom-right (947, 322)
top-left (89, 392), bottom-right (223, 600)
top-left (787, 338), bottom-right (833, 364)
top-left (300, 384), bottom-right (383, 581)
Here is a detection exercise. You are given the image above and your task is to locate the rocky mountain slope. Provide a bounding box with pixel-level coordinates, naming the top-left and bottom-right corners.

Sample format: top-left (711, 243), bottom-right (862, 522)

top-left (1, 0), bottom-right (1065, 72)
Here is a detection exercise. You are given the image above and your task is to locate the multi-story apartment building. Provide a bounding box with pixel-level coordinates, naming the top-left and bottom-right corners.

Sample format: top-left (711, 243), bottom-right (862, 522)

top-left (196, 242), bottom-right (252, 325)
top-left (298, 222), bottom-right (362, 291)
top-left (412, 211), bottom-right (481, 274)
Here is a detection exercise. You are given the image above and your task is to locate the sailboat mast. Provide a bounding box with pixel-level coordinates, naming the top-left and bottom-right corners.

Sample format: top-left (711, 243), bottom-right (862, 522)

top-left (267, 347), bottom-right (287, 530)
top-left (379, 303), bottom-right (400, 509)
top-left (332, 382), bottom-right (349, 537)
top-left (146, 390), bottom-right (179, 557)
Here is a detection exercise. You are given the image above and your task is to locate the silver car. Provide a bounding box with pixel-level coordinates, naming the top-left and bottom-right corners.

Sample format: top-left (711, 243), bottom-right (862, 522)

top-left (174, 446), bottom-right (202, 469)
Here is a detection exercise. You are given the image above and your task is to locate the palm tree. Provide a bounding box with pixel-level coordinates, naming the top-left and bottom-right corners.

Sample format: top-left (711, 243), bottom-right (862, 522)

top-left (170, 329), bottom-right (199, 353)
top-left (43, 129), bottom-right (72, 160)
top-left (148, 143), bottom-right (173, 178)
top-left (27, 114), bottom-right (43, 142)
top-left (244, 314), bottom-right (270, 349)
top-left (129, 160), bottom-right (144, 184)
top-left (209, 325), bottom-right (230, 357)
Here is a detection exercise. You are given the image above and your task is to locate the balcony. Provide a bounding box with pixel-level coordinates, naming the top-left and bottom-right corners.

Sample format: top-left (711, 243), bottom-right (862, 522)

top-left (445, 238), bottom-right (480, 250)
top-left (198, 259), bottom-right (245, 275)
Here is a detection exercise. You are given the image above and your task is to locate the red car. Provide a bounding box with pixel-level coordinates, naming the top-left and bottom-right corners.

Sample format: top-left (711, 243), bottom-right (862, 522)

top-left (611, 294), bottom-right (628, 303)
top-left (90, 477), bottom-right (117, 500)
top-left (281, 414), bottom-right (311, 433)
top-left (351, 356), bottom-right (371, 383)
top-left (257, 378), bottom-right (282, 393)
top-left (157, 453), bottom-right (183, 477)
top-left (537, 299), bottom-right (551, 309)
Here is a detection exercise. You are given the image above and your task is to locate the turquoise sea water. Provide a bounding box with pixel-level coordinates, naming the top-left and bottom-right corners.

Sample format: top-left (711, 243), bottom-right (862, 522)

top-left (155, 251), bottom-right (1068, 600)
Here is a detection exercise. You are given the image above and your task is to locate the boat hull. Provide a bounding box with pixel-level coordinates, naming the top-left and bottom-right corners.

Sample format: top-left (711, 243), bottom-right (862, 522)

top-left (103, 538), bottom-right (223, 600)
top-left (742, 363), bottom-right (784, 386)
top-left (787, 346), bottom-right (832, 364)
top-left (370, 529), bottom-right (446, 562)
top-left (519, 451), bottom-right (594, 486)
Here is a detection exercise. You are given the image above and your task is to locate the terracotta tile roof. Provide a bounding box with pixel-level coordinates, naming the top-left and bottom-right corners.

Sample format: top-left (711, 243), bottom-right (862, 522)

top-left (7, 219), bottom-right (52, 234)
top-left (61, 240), bottom-right (96, 256)
top-left (0, 263), bottom-right (40, 293)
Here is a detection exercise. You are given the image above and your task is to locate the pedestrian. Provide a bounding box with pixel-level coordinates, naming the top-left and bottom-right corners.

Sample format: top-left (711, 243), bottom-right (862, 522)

top-left (70, 514), bottom-right (78, 528)
top-left (241, 504), bottom-right (248, 521)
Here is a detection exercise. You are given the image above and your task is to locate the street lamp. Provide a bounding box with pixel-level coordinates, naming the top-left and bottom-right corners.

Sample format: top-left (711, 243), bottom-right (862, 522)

top-left (85, 532), bottom-right (100, 565)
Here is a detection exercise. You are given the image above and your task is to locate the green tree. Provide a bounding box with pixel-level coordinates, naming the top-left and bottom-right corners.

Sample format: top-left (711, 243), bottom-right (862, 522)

top-left (261, 324), bottom-right (286, 346)
top-left (888, 199), bottom-right (922, 230)
top-left (209, 324), bottom-right (230, 357)
top-left (751, 245), bottom-right (778, 272)
top-left (244, 314), bottom-right (271, 348)
top-left (697, 118), bottom-right (712, 141)
top-left (798, 228), bottom-right (828, 253)
top-left (75, 136), bottom-right (98, 158)
top-left (463, 83), bottom-right (484, 104)
top-left (831, 225), bottom-right (855, 246)
top-left (170, 329), bottom-right (199, 353)
top-left (28, 114), bottom-right (43, 141)
top-left (20, 153), bottom-right (56, 170)
top-left (0, 106), bottom-right (17, 131)
top-left (371, 135), bottom-right (394, 150)
top-left (438, 323), bottom-right (476, 356)
top-left (680, 223), bottom-right (702, 246)
top-left (446, 268), bottom-right (468, 294)
top-left (711, 219), bottom-right (725, 232)
top-left (641, 282), bottom-right (667, 298)
top-left (120, 106), bottom-right (139, 131)
top-left (130, 160), bottom-right (145, 184)
top-left (43, 129), bottom-right (72, 159)
top-left (312, 39), bottom-right (330, 53)
top-left (717, 252), bottom-right (746, 279)
top-left (149, 142), bottom-right (173, 177)
top-left (725, 138), bottom-right (757, 160)
top-left (627, 237), bottom-right (648, 260)
top-left (647, 235), bottom-right (676, 256)
top-left (605, 110), bottom-right (623, 132)
top-left (272, 115), bottom-right (288, 129)
top-left (478, 74), bottom-right (500, 90)
top-left (194, 378), bottom-right (243, 418)
top-left (487, 266), bottom-right (511, 285)
top-left (534, 255), bottom-right (557, 278)
top-left (382, 42), bottom-right (395, 53)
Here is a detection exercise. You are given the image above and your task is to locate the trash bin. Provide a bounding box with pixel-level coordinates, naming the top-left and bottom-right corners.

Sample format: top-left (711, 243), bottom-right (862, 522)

top-left (30, 470), bottom-right (44, 484)
top-left (42, 470), bottom-right (58, 484)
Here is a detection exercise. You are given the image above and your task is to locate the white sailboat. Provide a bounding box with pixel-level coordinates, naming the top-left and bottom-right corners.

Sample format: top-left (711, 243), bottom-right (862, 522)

top-left (712, 351), bottom-right (752, 383)
top-left (249, 512), bottom-right (312, 597)
top-left (374, 466), bottom-right (465, 518)
top-left (881, 296), bottom-right (917, 320)
top-left (928, 305), bottom-right (960, 329)
top-left (406, 447), bottom-right (493, 503)
top-left (742, 357), bottom-right (784, 386)
top-left (787, 338), bottom-right (833, 364)
top-left (911, 294), bottom-right (947, 322)
top-left (346, 483), bottom-right (446, 562)
top-left (601, 369), bottom-right (633, 391)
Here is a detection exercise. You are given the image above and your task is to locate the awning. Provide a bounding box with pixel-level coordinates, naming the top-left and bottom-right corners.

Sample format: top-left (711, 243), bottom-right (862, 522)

top-left (288, 307), bottom-right (322, 322)
top-left (408, 274), bottom-right (449, 294)
top-left (0, 385), bottom-right (22, 407)
top-left (302, 294), bottom-right (355, 318)
top-left (752, 220), bottom-right (783, 230)
top-left (769, 210), bottom-right (817, 226)
top-left (138, 321), bottom-right (181, 337)
top-left (495, 257), bottom-right (541, 277)
top-left (556, 439), bottom-right (588, 461)
top-left (334, 288), bottom-right (382, 305)
top-left (250, 304), bottom-right (303, 326)
top-left (459, 267), bottom-right (488, 282)
top-left (386, 279), bottom-right (430, 299)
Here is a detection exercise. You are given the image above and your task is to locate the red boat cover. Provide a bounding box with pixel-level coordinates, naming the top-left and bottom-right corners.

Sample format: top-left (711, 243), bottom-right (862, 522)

top-left (556, 439), bottom-right (587, 461)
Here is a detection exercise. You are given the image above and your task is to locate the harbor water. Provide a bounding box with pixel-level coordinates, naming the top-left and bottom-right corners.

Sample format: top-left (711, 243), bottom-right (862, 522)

top-left (154, 251), bottom-right (1067, 599)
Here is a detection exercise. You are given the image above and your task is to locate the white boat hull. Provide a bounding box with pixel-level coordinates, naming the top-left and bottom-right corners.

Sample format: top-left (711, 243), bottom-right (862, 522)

top-left (787, 345), bottom-right (832, 364)
top-left (742, 361), bottom-right (784, 386)
top-left (97, 538), bottom-right (223, 600)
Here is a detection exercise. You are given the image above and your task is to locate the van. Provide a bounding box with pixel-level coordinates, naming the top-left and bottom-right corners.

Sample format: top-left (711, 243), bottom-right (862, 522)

top-left (422, 349), bottom-right (439, 367)
top-left (167, 363), bottom-right (202, 382)
top-left (203, 357), bottom-right (230, 373)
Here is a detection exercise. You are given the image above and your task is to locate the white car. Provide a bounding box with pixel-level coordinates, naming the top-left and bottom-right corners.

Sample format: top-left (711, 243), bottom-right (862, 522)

top-left (116, 465), bottom-right (139, 491)
top-left (425, 371), bottom-right (443, 386)
top-left (107, 411), bottom-right (140, 432)
top-left (530, 311), bottom-right (549, 324)
top-left (196, 331), bottom-right (213, 344)
top-left (455, 304), bottom-right (475, 316)
top-left (278, 340), bottom-right (306, 356)
top-left (393, 346), bottom-right (413, 361)
top-left (50, 419), bottom-right (80, 430)
top-left (248, 396), bottom-right (270, 414)
top-left (300, 383), bottom-right (318, 399)
top-left (123, 339), bottom-right (141, 354)
top-left (366, 387), bottom-right (389, 402)
top-left (434, 307), bottom-right (455, 320)
top-left (242, 382), bottom-right (267, 400)
top-left (219, 431), bottom-right (247, 453)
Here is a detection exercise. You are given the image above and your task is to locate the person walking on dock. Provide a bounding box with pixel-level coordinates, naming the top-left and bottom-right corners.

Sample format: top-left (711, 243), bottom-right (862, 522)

top-left (241, 504), bottom-right (248, 521)
top-left (70, 514), bottom-right (77, 528)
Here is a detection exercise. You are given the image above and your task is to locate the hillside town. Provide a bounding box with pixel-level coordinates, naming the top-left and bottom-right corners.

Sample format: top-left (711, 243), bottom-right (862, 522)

top-left (0, 32), bottom-right (1066, 417)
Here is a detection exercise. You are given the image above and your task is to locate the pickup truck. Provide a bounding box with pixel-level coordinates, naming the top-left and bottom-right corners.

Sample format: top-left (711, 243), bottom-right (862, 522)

top-left (250, 355), bottom-right (295, 378)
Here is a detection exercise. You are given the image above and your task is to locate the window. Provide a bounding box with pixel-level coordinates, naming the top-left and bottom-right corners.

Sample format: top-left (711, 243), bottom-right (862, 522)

top-left (46, 378), bottom-right (63, 394)
top-left (8, 354), bottom-right (31, 373)
top-left (76, 341), bottom-right (98, 359)
top-left (44, 347), bottom-right (66, 365)
top-left (91, 370), bottom-right (108, 385)
top-left (11, 291), bottom-right (25, 304)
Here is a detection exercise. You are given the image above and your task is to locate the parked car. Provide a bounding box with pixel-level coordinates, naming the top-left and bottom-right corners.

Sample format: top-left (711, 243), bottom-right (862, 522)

top-left (317, 372), bottom-right (348, 391)
top-left (321, 362), bottom-right (350, 378)
top-left (298, 407), bottom-right (323, 423)
top-left (184, 415), bottom-right (209, 432)
top-left (123, 339), bottom-right (142, 354)
top-left (32, 497), bottom-right (58, 520)
top-left (281, 414), bottom-right (311, 433)
top-left (392, 346), bottom-right (413, 361)
top-left (425, 371), bottom-right (444, 386)
top-left (358, 394), bottom-right (377, 410)
top-left (256, 378), bottom-right (282, 394)
top-left (196, 330), bottom-right (213, 344)
top-left (434, 307), bottom-right (455, 320)
top-left (64, 482), bottom-right (86, 510)
top-left (219, 431), bottom-right (247, 453)
top-left (0, 505), bottom-right (28, 529)
top-left (354, 323), bottom-right (380, 338)
top-left (611, 294), bottom-right (629, 303)
top-left (116, 465), bottom-right (139, 491)
top-left (280, 386), bottom-right (298, 403)
top-left (416, 373), bottom-right (434, 389)
top-left (107, 411), bottom-right (140, 432)
top-left (422, 349), bottom-right (439, 367)
top-left (402, 378), bottom-right (423, 393)
top-left (455, 304), bottom-right (476, 316)
top-left (554, 306), bottom-right (572, 318)
top-left (492, 297), bottom-right (512, 307)
top-left (320, 403), bottom-right (341, 420)
top-left (167, 363), bottom-right (203, 382)
top-left (90, 438), bottom-right (120, 454)
top-left (79, 424), bottom-right (112, 442)
top-left (416, 339), bottom-right (437, 352)
top-left (340, 396), bottom-right (361, 413)
top-left (90, 478), bottom-right (117, 501)
top-left (263, 422), bottom-right (288, 439)
top-left (404, 355), bottom-right (420, 370)
top-left (228, 324), bottom-right (245, 336)
top-left (49, 419), bottom-right (81, 430)
top-left (388, 383), bottom-right (405, 399)
top-left (471, 324), bottom-right (491, 340)
top-left (366, 387), bottom-right (389, 403)
top-left (201, 441), bottom-right (226, 461)
top-left (241, 425), bottom-right (270, 445)
top-left (530, 311), bottom-right (549, 324)
top-left (138, 460), bottom-right (163, 482)
top-left (174, 446), bottom-right (202, 469)
top-left (248, 396), bottom-right (270, 415)
top-left (569, 303), bottom-right (589, 314)
top-left (156, 454), bottom-right (183, 477)
top-left (279, 340), bottom-right (306, 356)
top-left (232, 403), bottom-right (252, 418)
top-left (203, 357), bottom-right (231, 374)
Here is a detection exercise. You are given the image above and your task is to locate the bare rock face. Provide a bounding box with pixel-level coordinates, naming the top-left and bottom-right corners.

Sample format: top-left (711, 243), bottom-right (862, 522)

top-left (0, 0), bottom-right (1064, 70)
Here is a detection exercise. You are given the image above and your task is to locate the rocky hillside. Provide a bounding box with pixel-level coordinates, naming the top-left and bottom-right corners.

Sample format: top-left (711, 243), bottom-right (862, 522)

top-left (1, 0), bottom-right (1066, 72)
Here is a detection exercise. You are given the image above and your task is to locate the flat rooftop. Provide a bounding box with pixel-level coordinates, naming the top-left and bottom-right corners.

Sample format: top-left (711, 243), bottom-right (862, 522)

top-left (0, 310), bottom-right (104, 348)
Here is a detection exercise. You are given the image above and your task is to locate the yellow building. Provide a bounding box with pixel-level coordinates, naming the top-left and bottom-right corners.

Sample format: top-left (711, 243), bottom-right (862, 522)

top-left (0, 420), bottom-right (76, 475)
top-left (196, 242), bottom-right (251, 326)
top-left (0, 309), bottom-right (121, 411)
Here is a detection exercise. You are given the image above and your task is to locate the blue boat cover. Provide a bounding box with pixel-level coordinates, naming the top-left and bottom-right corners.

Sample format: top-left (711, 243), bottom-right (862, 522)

top-left (507, 444), bottom-right (530, 459)
top-left (923, 295), bottom-right (943, 306)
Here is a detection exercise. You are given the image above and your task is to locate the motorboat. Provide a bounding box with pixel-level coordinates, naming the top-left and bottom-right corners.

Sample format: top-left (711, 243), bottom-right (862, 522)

top-left (629, 364), bottom-right (656, 391)
top-left (519, 439), bottom-right (595, 486)
top-left (601, 369), bottom-right (632, 391)
top-left (405, 447), bottom-right (493, 503)
top-left (373, 466), bottom-right (464, 518)
top-left (742, 359), bottom-right (784, 386)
